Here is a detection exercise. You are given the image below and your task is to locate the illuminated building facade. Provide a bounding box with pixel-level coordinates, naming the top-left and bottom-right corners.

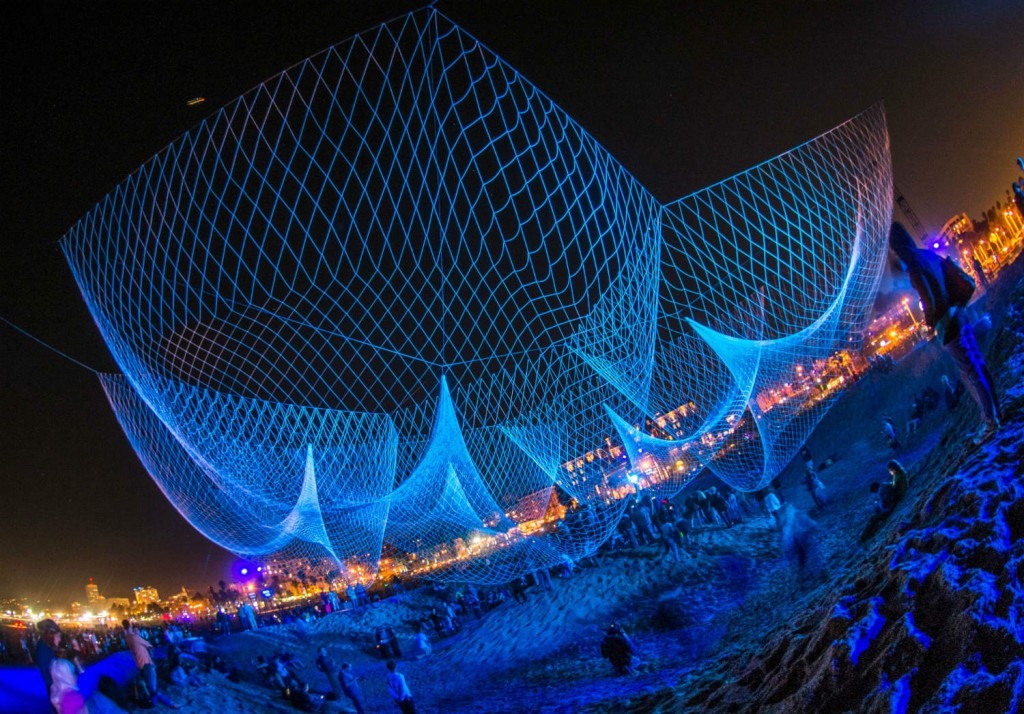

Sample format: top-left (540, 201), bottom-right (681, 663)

top-left (132, 587), bottom-right (159, 606)
top-left (62, 9), bottom-right (893, 583)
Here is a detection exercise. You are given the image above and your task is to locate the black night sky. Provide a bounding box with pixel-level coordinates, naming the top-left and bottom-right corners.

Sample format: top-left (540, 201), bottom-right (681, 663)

top-left (1, 1), bottom-right (1022, 606)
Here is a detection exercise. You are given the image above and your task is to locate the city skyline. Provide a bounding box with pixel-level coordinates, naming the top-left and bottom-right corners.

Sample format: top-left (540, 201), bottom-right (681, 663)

top-left (2, 1), bottom-right (1022, 603)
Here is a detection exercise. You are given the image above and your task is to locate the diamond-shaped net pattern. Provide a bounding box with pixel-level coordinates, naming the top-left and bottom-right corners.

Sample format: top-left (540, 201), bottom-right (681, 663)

top-left (62, 9), bottom-right (891, 584)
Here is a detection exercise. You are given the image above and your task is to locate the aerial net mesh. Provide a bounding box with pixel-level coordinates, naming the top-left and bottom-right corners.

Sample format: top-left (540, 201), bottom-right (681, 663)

top-left (635, 108), bottom-right (893, 490)
top-left (63, 9), bottom-right (891, 584)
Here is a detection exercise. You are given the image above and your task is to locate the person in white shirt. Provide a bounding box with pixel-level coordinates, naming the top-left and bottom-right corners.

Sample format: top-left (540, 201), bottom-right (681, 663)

top-left (385, 660), bottom-right (415, 713)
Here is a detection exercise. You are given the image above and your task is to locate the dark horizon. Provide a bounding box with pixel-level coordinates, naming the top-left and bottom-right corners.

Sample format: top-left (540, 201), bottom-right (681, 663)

top-left (2, 0), bottom-right (1022, 606)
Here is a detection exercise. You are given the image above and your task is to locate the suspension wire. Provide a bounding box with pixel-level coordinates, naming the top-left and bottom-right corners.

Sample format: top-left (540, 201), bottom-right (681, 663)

top-left (0, 314), bottom-right (102, 374)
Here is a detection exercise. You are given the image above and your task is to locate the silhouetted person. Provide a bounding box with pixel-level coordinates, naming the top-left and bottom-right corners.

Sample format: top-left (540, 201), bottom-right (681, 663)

top-left (600, 624), bottom-right (636, 675)
top-left (889, 222), bottom-right (1000, 445)
top-left (859, 461), bottom-right (909, 542)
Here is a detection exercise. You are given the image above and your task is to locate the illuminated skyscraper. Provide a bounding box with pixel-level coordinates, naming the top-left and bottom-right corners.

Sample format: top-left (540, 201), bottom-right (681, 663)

top-left (85, 578), bottom-right (101, 604)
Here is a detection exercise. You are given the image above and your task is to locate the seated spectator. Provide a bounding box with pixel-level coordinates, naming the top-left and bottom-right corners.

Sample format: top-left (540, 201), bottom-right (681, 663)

top-left (600, 624), bottom-right (636, 675)
top-left (859, 462), bottom-right (909, 542)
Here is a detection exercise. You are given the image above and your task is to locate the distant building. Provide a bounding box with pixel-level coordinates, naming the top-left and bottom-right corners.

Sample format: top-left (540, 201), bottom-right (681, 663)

top-left (85, 578), bottom-right (102, 604)
top-left (935, 213), bottom-right (977, 262)
top-left (937, 213), bottom-right (973, 247)
top-left (106, 597), bottom-right (130, 611)
top-left (133, 586), bottom-right (159, 605)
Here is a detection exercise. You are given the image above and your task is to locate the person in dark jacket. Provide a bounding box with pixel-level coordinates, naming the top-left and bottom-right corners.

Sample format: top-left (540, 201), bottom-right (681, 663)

top-left (34, 619), bottom-right (60, 698)
top-left (889, 222), bottom-right (1000, 445)
top-left (600, 624), bottom-right (636, 675)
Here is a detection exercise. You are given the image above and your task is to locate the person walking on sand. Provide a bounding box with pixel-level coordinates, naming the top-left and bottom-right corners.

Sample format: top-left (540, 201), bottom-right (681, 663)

top-left (386, 660), bottom-right (416, 713)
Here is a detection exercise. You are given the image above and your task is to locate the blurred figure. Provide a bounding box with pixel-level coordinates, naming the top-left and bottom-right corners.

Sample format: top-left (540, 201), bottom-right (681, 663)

top-left (1013, 157), bottom-right (1024, 216)
top-left (803, 468), bottom-right (827, 511)
top-left (315, 647), bottom-right (342, 701)
top-left (339, 663), bottom-right (366, 714)
top-left (940, 374), bottom-right (960, 410)
top-left (238, 601), bottom-right (258, 631)
top-left (779, 505), bottom-right (822, 579)
top-left (882, 416), bottom-right (901, 453)
top-left (889, 222), bottom-right (1000, 445)
top-left (413, 624), bottom-right (431, 657)
top-left (763, 490), bottom-right (783, 530)
top-left (658, 519), bottom-right (684, 563)
top-left (385, 660), bottom-right (415, 714)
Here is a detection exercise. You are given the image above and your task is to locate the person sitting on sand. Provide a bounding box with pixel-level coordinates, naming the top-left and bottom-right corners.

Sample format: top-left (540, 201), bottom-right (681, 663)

top-left (888, 460), bottom-right (909, 500)
top-left (600, 624), bottom-right (636, 675)
top-left (284, 682), bottom-right (324, 713)
top-left (859, 461), bottom-right (909, 542)
top-left (168, 644), bottom-right (203, 688)
top-left (509, 576), bottom-right (528, 604)
top-left (375, 625), bottom-right (401, 659)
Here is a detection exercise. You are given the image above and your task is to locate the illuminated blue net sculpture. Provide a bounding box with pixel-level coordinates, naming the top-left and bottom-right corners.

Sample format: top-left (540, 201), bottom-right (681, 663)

top-left (634, 110), bottom-right (893, 490)
top-left (62, 9), bottom-right (892, 583)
